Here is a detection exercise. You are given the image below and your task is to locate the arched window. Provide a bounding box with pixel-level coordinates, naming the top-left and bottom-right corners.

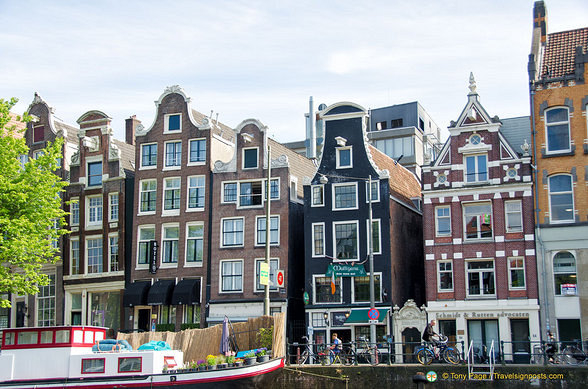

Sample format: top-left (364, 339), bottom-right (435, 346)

top-left (545, 107), bottom-right (570, 153)
top-left (548, 175), bottom-right (574, 222)
top-left (553, 251), bottom-right (576, 295)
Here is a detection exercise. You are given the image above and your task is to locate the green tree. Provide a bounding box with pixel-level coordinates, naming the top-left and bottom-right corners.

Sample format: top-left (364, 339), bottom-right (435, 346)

top-left (0, 97), bottom-right (69, 308)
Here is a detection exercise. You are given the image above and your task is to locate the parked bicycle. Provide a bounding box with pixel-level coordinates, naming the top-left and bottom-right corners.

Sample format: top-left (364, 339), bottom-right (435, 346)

top-left (296, 337), bottom-right (330, 365)
top-left (533, 340), bottom-right (586, 365)
top-left (415, 335), bottom-right (461, 365)
top-left (339, 336), bottom-right (381, 366)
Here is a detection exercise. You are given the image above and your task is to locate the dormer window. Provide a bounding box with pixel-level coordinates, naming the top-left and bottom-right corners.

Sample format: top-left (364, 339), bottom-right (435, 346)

top-left (164, 113), bottom-right (181, 133)
top-left (33, 125), bottom-right (44, 143)
top-left (88, 161), bottom-right (102, 186)
top-left (336, 146), bottom-right (352, 169)
top-left (243, 148), bottom-right (258, 169)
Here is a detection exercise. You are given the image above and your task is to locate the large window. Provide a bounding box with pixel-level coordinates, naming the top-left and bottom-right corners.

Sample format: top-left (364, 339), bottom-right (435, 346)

top-left (189, 138), bottom-right (206, 164)
top-left (553, 251), bottom-right (576, 295)
top-left (374, 136), bottom-right (414, 159)
top-left (162, 225), bottom-right (179, 264)
top-left (508, 257), bottom-right (525, 289)
top-left (163, 177), bottom-right (181, 211)
top-left (242, 148), bottom-right (258, 169)
top-left (88, 161), bottom-right (102, 186)
top-left (165, 141), bottom-right (182, 167)
top-left (255, 259), bottom-right (279, 291)
top-left (314, 276), bottom-right (341, 304)
top-left (438, 261), bottom-right (453, 291)
top-left (465, 154), bottom-right (487, 183)
top-left (187, 176), bottom-right (205, 209)
top-left (140, 180), bottom-right (157, 213)
top-left (311, 185), bottom-right (324, 206)
top-left (221, 260), bottom-right (243, 292)
top-left (466, 260), bottom-right (495, 297)
top-left (239, 181), bottom-right (263, 207)
top-left (334, 221), bottom-right (358, 260)
top-left (545, 107), bottom-right (570, 153)
top-left (312, 223), bottom-right (325, 257)
top-left (352, 274), bottom-right (381, 302)
top-left (87, 237), bottom-right (103, 274)
top-left (463, 203), bottom-right (492, 240)
top-left (435, 206), bottom-right (451, 236)
top-left (36, 274), bottom-right (55, 327)
top-left (186, 223), bottom-right (204, 265)
top-left (548, 175), bottom-right (574, 223)
top-left (256, 216), bottom-right (279, 246)
top-left (505, 200), bottom-right (522, 232)
top-left (70, 238), bottom-right (80, 275)
top-left (87, 196), bottom-right (103, 227)
top-left (222, 218), bottom-right (244, 247)
top-left (137, 226), bottom-right (155, 265)
top-left (141, 143), bottom-right (157, 168)
top-left (90, 291), bottom-right (120, 331)
top-left (333, 183), bottom-right (357, 210)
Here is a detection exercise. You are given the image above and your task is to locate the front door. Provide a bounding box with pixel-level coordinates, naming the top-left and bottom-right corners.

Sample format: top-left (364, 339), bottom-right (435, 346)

top-left (402, 327), bottom-right (421, 363)
top-left (510, 319), bottom-right (530, 363)
top-left (468, 319), bottom-right (499, 362)
top-left (138, 309), bottom-right (151, 332)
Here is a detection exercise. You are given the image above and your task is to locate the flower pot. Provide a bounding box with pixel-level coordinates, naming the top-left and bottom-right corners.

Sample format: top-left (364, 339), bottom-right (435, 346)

top-left (257, 355), bottom-right (270, 363)
top-left (198, 366), bottom-right (206, 371)
top-left (218, 363), bottom-right (228, 369)
top-left (207, 365), bottom-right (217, 370)
top-left (235, 361), bottom-right (243, 367)
top-left (245, 357), bottom-right (257, 366)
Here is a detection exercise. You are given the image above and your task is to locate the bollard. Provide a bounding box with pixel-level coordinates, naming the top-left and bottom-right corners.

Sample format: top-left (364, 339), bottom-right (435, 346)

top-left (413, 372), bottom-right (427, 389)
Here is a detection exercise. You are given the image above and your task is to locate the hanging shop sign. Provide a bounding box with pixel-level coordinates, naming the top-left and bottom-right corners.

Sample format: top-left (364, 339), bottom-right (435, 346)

top-left (325, 263), bottom-right (367, 277)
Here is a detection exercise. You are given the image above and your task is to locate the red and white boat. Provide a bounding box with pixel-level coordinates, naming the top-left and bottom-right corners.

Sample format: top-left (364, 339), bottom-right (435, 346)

top-left (0, 326), bottom-right (283, 389)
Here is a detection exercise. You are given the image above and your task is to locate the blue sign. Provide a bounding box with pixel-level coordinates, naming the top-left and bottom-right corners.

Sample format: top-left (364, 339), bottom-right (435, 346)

top-left (368, 308), bottom-right (379, 321)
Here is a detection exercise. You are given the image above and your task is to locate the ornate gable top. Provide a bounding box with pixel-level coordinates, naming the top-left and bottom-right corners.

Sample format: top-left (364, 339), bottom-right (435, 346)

top-left (451, 73), bottom-right (497, 129)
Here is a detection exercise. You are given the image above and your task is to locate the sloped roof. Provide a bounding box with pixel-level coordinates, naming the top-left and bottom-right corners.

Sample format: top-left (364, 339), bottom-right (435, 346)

top-left (4, 112), bottom-right (26, 138)
top-left (53, 119), bottom-right (79, 145)
top-left (191, 109), bottom-right (235, 143)
top-left (368, 145), bottom-right (421, 205)
top-left (269, 138), bottom-right (317, 198)
top-left (500, 116), bottom-right (531, 154)
top-left (541, 27), bottom-right (588, 79)
top-left (112, 138), bottom-right (136, 172)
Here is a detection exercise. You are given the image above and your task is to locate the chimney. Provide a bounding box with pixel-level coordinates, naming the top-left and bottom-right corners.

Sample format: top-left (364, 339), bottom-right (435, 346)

top-left (529, 1), bottom-right (548, 82)
top-left (533, 1), bottom-right (547, 45)
top-left (125, 115), bottom-right (140, 145)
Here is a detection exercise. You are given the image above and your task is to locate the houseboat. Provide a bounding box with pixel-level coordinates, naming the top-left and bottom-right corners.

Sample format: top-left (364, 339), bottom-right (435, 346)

top-left (0, 326), bottom-right (283, 388)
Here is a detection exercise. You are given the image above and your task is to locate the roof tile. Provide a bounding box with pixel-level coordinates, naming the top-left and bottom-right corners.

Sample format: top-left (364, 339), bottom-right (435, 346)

top-left (541, 27), bottom-right (588, 79)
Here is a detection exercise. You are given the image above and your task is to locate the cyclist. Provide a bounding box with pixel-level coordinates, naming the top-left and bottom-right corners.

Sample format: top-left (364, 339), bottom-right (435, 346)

top-left (422, 319), bottom-right (441, 357)
top-left (330, 333), bottom-right (342, 362)
top-left (545, 331), bottom-right (557, 363)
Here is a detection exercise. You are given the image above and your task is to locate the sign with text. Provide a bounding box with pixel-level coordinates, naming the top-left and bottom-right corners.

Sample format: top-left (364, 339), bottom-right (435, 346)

top-left (149, 240), bottom-right (158, 274)
top-left (259, 262), bottom-right (270, 286)
top-left (332, 312), bottom-right (348, 326)
top-left (325, 263), bottom-right (367, 277)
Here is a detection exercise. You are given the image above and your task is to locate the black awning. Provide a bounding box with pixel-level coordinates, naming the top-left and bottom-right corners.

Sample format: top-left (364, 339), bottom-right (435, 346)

top-left (147, 280), bottom-right (175, 306)
top-left (123, 281), bottom-right (151, 307)
top-left (171, 278), bottom-right (201, 305)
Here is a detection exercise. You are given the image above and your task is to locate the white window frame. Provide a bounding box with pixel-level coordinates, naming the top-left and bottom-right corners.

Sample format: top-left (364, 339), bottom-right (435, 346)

top-left (162, 177), bottom-right (181, 215)
top-left (312, 274), bottom-right (343, 304)
top-left (86, 195), bottom-right (103, 229)
top-left (366, 180), bottom-right (380, 203)
top-left (108, 233), bottom-right (119, 272)
top-left (70, 237), bottom-right (80, 275)
top-left (221, 217), bottom-right (244, 248)
top-left (435, 205), bottom-right (451, 237)
top-left (164, 140), bottom-right (182, 169)
top-left (553, 251), bottom-right (577, 296)
top-left (333, 220), bottom-right (359, 261)
top-left (188, 138), bottom-right (206, 165)
top-left (351, 272), bottom-right (382, 303)
top-left (186, 175), bottom-right (205, 211)
top-left (311, 222), bottom-right (326, 257)
top-left (237, 180), bottom-right (264, 208)
top-left (336, 146), bottom-right (353, 169)
top-left (70, 197), bottom-right (79, 226)
top-left (136, 225), bottom-right (155, 269)
top-left (109, 193), bottom-right (119, 222)
top-left (220, 259), bottom-right (243, 293)
top-left (267, 178), bottom-right (280, 201)
top-left (504, 200), bottom-right (523, 233)
top-left (508, 257), bottom-right (526, 290)
top-left (366, 218), bottom-right (382, 255)
top-left (255, 215), bottom-right (280, 247)
top-left (548, 174), bottom-right (575, 223)
top-left (139, 179), bottom-right (157, 215)
top-left (221, 181), bottom-right (238, 204)
top-left (544, 107), bottom-right (571, 154)
top-left (254, 258), bottom-right (279, 292)
top-left (332, 182), bottom-right (358, 211)
top-left (86, 235), bottom-right (103, 274)
top-left (242, 147), bottom-right (259, 170)
top-left (465, 259), bottom-right (496, 298)
top-left (464, 153), bottom-right (488, 183)
top-left (311, 185), bottom-right (325, 207)
top-left (164, 113), bottom-right (182, 133)
top-left (462, 202), bottom-right (493, 240)
top-left (140, 142), bottom-right (158, 169)
top-left (33, 149), bottom-right (44, 160)
top-left (36, 273), bottom-right (56, 327)
top-left (437, 261), bottom-right (453, 292)
top-left (185, 222), bottom-right (204, 267)
top-left (161, 224), bottom-right (179, 267)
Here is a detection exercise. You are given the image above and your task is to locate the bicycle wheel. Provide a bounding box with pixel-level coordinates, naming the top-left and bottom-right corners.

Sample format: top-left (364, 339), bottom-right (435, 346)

top-left (417, 348), bottom-right (434, 365)
top-left (322, 350), bottom-right (334, 366)
top-left (341, 349), bottom-right (356, 366)
top-left (298, 349), bottom-right (309, 365)
top-left (563, 346), bottom-right (585, 365)
top-left (443, 347), bottom-right (461, 365)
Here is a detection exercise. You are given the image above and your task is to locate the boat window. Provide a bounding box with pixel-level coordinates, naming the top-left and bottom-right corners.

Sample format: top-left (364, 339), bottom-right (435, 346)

top-left (95, 330), bottom-right (105, 342)
top-left (73, 330), bottom-right (83, 343)
top-left (40, 330), bottom-right (53, 343)
top-left (164, 356), bottom-right (177, 368)
top-left (82, 358), bottom-right (105, 374)
top-left (17, 331), bottom-right (38, 345)
top-left (84, 330), bottom-right (94, 344)
top-left (118, 357), bottom-right (142, 373)
top-left (4, 332), bottom-right (15, 345)
top-left (55, 329), bottom-right (70, 343)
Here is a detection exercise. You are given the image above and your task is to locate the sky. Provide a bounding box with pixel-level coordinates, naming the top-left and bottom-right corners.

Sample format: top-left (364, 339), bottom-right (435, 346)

top-left (2, 1), bottom-right (588, 143)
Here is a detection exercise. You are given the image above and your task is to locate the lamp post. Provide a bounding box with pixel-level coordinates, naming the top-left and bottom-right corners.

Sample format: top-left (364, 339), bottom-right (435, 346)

top-left (264, 145), bottom-right (271, 317)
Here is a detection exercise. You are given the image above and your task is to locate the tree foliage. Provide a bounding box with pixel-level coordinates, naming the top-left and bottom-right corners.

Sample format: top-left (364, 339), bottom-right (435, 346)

top-left (0, 98), bottom-right (69, 308)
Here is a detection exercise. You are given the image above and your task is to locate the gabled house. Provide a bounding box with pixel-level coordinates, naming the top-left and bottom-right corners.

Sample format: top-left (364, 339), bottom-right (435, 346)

top-left (422, 76), bottom-right (539, 362)
top-left (302, 102), bottom-right (423, 349)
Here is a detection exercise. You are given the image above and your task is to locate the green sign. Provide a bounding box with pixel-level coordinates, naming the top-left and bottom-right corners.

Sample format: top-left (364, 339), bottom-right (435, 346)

top-left (325, 263), bottom-right (367, 277)
top-left (259, 262), bottom-right (269, 286)
top-left (303, 292), bottom-right (310, 305)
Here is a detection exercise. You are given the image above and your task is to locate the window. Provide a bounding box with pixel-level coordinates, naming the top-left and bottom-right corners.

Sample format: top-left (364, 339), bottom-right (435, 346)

top-left (548, 175), bottom-right (574, 223)
top-left (255, 259), bottom-right (279, 291)
top-left (333, 183), bottom-right (357, 210)
top-left (184, 305), bottom-right (201, 326)
top-left (463, 203), bottom-right (492, 240)
top-left (256, 216), bottom-right (279, 246)
top-left (109, 235), bottom-right (119, 272)
top-left (118, 357), bottom-right (142, 373)
top-left (311, 185), bottom-right (324, 206)
top-left (353, 274), bottom-right (381, 302)
top-left (141, 143), bottom-right (157, 168)
top-left (221, 260), bottom-right (243, 292)
top-left (158, 305), bottom-right (176, 325)
top-left (243, 148), bottom-right (258, 169)
top-left (33, 149), bottom-right (44, 160)
top-left (391, 118), bottom-right (403, 128)
top-left (37, 274), bottom-right (56, 327)
top-left (368, 219), bottom-right (381, 255)
top-left (334, 221), bottom-right (358, 260)
top-left (138, 226), bottom-right (155, 265)
top-left (438, 262), bottom-right (453, 291)
top-left (466, 260), bottom-right (495, 296)
top-left (313, 276), bottom-right (341, 303)
top-left (505, 201), bottom-right (522, 232)
top-left (336, 147), bottom-right (352, 168)
top-left (553, 251), bottom-right (576, 295)
top-left (165, 141), bottom-right (182, 167)
top-left (187, 176), bottom-right (205, 209)
top-left (140, 180), bottom-right (157, 213)
top-left (465, 154), bottom-right (487, 183)
top-left (269, 178), bottom-right (279, 200)
top-left (189, 139), bottom-right (206, 164)
top-left (88, 162), bottom-right (102, 186)
top-left (82, 358), bottom-right (105, 374)
top-left (222, 182), bottom-right (238, 203)
top-left (33, 125), bottom-right (44, 143)
top-left (373, 136), bottom-right (414, 159)
top-left (87, 196), bottom-right (103, 226)
top-left (164, 113), bottom-right (181, 132)
top-left (18, 153), bottom-right (28, 169)
top-left (222, 218), bottom-right (244, 247)
top-left (366, 180), bottom-right (379, 202)
top-left (87, 237), bottom-right (103, 274)
top-left (311, 312), bottom-right (327, 328)
top-left (435, 206), bottom-right (451, 236)
top-left (545, 107), bottom-right (570, 153)
top-left (163, 177), bottom-right (181, 211)
top-left (312, 223), bottom-right (325, 257)
top-left (508, 257), bottom-right (525, 289)
top-left (186, 223), bottom-right (204, 265)
top-left (70, 198), bottom-right (79, 226)
top-left (109, 193), bottom-right (119, 222)
top-left (376, 121), bottom-right (387, 130)
top-left (71, 238), bottom-right (80, 275)
top-left (162, 225), bottom-right (179, 264)
top-left (239, 181), bottom-right (263, 207)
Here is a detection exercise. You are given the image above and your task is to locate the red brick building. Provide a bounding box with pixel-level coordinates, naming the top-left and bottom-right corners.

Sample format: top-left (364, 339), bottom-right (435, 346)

top-left (422, 77), bottom-right (539, 362)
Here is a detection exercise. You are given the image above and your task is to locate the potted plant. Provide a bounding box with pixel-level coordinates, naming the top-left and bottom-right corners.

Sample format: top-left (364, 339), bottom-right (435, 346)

top-left (256, 347), bottom-right (269, 363)
top-left (244, 351), bottom-right (257, 366)
top-left (217, 354), bottom-right (227, 369)
top-left (206, 354), bottom-right (217, 370)
top-left (234, 358), bottom-right (244, 367)
top-left (257, 326), bottom-right (273, 359)
top-left (226, 354), bottom-right (236, 367)
top-left (197, 359), bottom-right (206, 371)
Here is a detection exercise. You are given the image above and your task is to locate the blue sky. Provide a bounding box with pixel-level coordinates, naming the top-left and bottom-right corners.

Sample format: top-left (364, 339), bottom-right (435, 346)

top-left (2, 1), bottom-right (587, 143)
